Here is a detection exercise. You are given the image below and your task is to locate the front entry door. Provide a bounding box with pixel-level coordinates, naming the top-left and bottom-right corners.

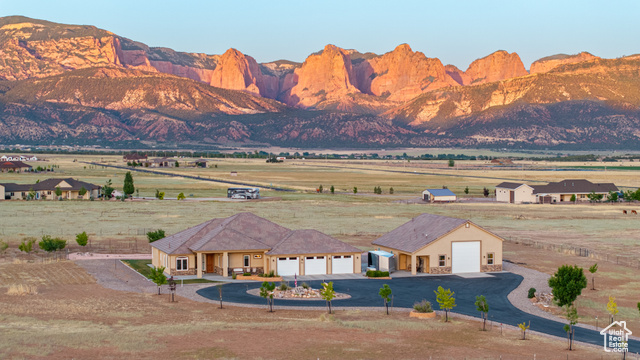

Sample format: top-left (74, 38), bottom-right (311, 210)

top-left (206, 254), bottom-right (214, 273)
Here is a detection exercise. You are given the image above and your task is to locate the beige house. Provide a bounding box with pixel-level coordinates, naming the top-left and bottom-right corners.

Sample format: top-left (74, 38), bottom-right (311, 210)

top-left (0, 178), bottom-right (100, 200)
top-left (496, 182), bottom-right (536, 204)
top-left (372, 213), bottom-right (503, 275)
top-left (150, 213), bottom-right (362, 278)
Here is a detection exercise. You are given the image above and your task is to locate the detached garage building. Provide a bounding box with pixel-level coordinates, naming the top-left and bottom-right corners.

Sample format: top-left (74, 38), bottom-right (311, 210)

top-left (371, 213), bottom-right (503, 275)
top-left (422, 189), bottom-right (457, 203)
top-left (150, 213), bottom-right (361, 278)
top-left (496, 182), bottom-right (535, 204)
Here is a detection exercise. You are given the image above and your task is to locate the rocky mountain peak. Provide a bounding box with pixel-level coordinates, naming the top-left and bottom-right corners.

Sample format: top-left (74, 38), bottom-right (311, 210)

top-left (465, 50), bottom-right (528, 85)
top-left (530, 52), bottom-right (599, 74)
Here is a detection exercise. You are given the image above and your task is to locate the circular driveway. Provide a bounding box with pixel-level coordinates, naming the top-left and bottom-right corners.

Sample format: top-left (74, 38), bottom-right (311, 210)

top-left (197, 272), bottom-right (640, 350)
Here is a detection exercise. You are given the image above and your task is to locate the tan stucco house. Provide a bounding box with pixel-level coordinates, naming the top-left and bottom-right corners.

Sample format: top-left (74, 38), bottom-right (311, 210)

top-left (0, 178), bottom-right (100, 200)
top-left (496, 182), bottom-right (536, 204)
top-left (372, 213), bottom-right (503, 275)
top-left (496, 179), bottom-right (618, 204)
top-left (150, 213), bottom-right (362, 278)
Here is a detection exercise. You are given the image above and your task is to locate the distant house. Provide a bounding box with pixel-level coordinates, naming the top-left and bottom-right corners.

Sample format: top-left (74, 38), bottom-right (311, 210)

top-left (496, 179), bottom-right (618, 204)
top-left (496, 182), bottom-right (536, 204)
top-left (422, 188), bottom-right (457, 203)
top-left (0, 161), bottom-right (32, 173)
top-left (144, 157), bottom-right (175, 168)
top-left (123, 153), bottom-right (147, 162)
top-left (490, 158), bottom-right (514, 166)
top-left (188, 159), bottom-right (210, 168)
top-left (0, 178), bottom-right (101, 200)
top-left (276, 157), bottom-right (286, 161)
top-left (1, 155), bottom-right (37, 162)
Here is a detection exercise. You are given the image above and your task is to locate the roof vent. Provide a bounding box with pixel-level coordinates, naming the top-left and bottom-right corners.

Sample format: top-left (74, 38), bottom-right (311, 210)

top-left (424, 233), bottom-right (429, 238)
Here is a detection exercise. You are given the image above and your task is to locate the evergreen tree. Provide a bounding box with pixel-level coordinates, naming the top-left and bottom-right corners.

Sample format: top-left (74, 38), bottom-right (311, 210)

top-left (123, 172), bottom-right (135, 199)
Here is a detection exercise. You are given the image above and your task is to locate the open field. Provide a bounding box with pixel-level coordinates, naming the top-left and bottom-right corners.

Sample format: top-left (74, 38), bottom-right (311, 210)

top-left (0, 261), bottom-right (624, 359)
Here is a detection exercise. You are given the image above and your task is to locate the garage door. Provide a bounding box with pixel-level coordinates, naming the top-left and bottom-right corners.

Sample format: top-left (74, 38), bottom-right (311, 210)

top-left (277, 257), bottom-right (299, 276)
top-left (304, 256), bottom-right (327, 275)
top-left (451, 241), bottom-right (480, 273)
top-left (331, 255), bottom-right (354, 274)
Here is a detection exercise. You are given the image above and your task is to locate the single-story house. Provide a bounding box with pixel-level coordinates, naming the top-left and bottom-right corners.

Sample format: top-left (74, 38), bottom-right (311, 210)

top-left (0, 161), bottom-right (32, 173)
top-left (123, 153), bottom-right (148, 162)
top-left (144, 157), bottom-right (175, 168)
top-left (371, 213), bottom-right (503, 275)
top-left (422, 188), bottom-right (457, 203)
top-left (0, 178), bottom-right (101, 200)
top-left (150, 212), bottom-right (362, 278)
top-left (496, 182), bottom-right (536, 204)
top-left (496, 179), bottom-right (618, 204)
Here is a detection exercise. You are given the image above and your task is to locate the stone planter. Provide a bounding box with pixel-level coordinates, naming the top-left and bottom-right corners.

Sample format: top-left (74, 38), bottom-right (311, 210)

top-left (410, 310), bottom-right (436, 319)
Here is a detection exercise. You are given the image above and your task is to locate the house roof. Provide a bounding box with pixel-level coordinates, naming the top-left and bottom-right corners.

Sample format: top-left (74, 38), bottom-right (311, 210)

top-left (423, 189), bottom-right (456, 197)
top-left (372, 213), bottom-right (469, 253)
top-left (496, 182), bottom-right (530, 190)
top-left (0, 161), bottom-right (32, 169)
top-left (266, 229), bottom-right (361, 255)
top-left (533, 179), bottom-right (618, 194)
top-left (0, 178), bottom-right (100, 192)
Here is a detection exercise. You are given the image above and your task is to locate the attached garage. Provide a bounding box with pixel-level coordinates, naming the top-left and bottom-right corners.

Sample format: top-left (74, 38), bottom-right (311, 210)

top-left (276, 257), bottom-right (299, 276)
top-left (304, 256), bottom-right (327, 275)
top-left (331, 255), bottom-right (353, 274)
top-left (451, 241), bottom-right (480, 274)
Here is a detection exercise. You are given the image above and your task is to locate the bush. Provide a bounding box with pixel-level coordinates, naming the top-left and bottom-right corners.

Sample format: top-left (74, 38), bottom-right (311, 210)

top-left (147, 229), bottom-right (166, 243)
top-left (413, 299), bottom-right (434, 313)
top-left (278, 282), bottom-right (290, 291)
top-left (259, 270), bottom-right (276, 278)
top-left (366, 270), bottom-right (390, 278)
top-left (528, 287), bottom-right (536, 299)
top-left (0, 240), bottom-right (8, 254)
top-left (243, 272), bottom-right (251, 276)
top-left (301, 282), bottom-right (310, 289)
top-left (231, 272), bottom-right (237, 280)
top-left (75, 232), bottom-right (88, 247)
top-left (18, 237), bottom-right (36, 253)
top-left (38, 235), bottom-right (66, 252)
top-left (177, 192), bottom-right (186, 200)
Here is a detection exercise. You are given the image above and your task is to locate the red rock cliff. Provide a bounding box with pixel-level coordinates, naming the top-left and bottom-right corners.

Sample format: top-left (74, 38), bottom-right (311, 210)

top-left (464, 50), bottom-right (528, 85)
top-left (530, 52), bottom-right (599, 74)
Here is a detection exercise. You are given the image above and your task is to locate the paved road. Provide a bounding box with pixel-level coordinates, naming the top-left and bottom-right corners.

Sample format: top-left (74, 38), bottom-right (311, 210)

top-left (197, 273), bottom-right (640, 351)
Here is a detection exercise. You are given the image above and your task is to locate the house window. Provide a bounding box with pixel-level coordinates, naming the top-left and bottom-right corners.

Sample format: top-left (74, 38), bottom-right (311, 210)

top-left (244, 255), bottom-right (250, 267)
top-left (438, 255), bottom-right (446, 267)
top-left (176, 257), bottom-right (188, 271)
top-left (487, 253), bottom-right (494, 265)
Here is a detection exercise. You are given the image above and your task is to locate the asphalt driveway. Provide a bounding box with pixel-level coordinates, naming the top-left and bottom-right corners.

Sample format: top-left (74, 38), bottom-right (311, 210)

top-left (197, 272), bottom-right (640, 351)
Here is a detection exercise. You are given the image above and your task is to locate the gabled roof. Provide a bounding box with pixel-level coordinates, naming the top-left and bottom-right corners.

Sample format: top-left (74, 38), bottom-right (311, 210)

top-left (533, 179), bottom-right (618, 194)
top-left (0, 161), bottom-right (32, 169)
top-left (423, 189), bottom-right (456, 197)
top-left (266, 229), bottom-right (361, 255)
top-left (0, 178), bottom-right (99, 192)
top-left (496, 182), bottom-right (531, 190)
top-left (372, 213), bottom-right (469, 253)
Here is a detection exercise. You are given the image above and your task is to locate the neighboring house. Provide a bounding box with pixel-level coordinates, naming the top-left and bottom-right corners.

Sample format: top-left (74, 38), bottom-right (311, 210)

top-left (1, 155), bottom-right (38, 161)
top-left (496, 179), bottom-right (618, 204)
top-left (188, 159), bottom-right (210, 168)
top-left (422, 188), bottom-right (457, 203)
top-left (496, 182), bottom-right (536, 204)
top-left (144, 157), bottom-right (175, 168)
top-left (490, 158), bottom-right (514, 166)
top-left (372, 213), bottom-right (503, 275)
top-left (123, 153), bottom-right (147, 162)
top-left (0, 161), bottom-right (32, 173)
top-left (0, 178), bottom-right (101, 200)
top-left (150, 213), bottom-right (362, 278)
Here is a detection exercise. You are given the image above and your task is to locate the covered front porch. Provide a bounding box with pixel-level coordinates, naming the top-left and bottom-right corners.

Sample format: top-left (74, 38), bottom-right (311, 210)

top-left (196, 250), bottom-right (269, 278)
top-left (397, 253), bottom-right (430, 275)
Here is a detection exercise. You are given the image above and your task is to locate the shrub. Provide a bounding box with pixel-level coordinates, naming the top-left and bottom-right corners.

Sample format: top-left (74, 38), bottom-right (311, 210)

top-left (147, 229), bottom-right (166, 243)
top-left (366, 270), bottom-right (390, 278)
top-left (243, 272), bottom-right (251, 276)
top-left (301, 282), bottom-right (310, 289)
top-left (177, 192), bottom-right (186, 200)
top-left (18, 237), bottom-right (36, 253)
top-left (0, 240), bottom-right (8, 254)
top-left (259, 270), bottom-right (276, 278)
top-left (528, 287), bottom-right (536, 299)
top-left (278, 282), bottom-right (290, 291)
top-left (413, 299), bottom-right (434, 313)
top-left (38, 235), bottom-right (66, 252)
top-left (75, 232), bottom-right (88, 247)
top-left (231, 272), bottom-right (237, 279)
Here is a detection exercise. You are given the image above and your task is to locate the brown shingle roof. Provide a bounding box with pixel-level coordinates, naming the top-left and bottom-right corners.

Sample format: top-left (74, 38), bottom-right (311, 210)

top-left (0, 178), bottom-right (99, 192)
top-left (372, 213), bottom-right (468, 253)
top-left (533, 179), bottom-right (618, 194)
top-left (0, 161), bottom-right (32, 169)
top-left (496, 182), bottom-right (530, 190)
top-left (266, 229), bottom-right (361, 255)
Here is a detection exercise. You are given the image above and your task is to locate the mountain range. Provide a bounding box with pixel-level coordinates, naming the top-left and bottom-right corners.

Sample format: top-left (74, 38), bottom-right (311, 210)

top-left (1, 16), bottom-right (640, 149)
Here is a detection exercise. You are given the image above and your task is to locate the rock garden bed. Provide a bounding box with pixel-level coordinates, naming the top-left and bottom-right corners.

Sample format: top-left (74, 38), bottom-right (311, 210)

top-left (247, 285), bottom-right (350, 300)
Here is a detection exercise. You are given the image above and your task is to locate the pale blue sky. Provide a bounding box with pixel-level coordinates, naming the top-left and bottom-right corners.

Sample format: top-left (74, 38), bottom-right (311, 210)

top-left (2, 0), bottom-right (638, 69)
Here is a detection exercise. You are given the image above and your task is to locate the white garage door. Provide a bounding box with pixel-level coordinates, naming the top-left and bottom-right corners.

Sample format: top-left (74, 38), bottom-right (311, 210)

top-left (304, 256), bottom-right (327, 275)
top-left (277, 257), bottom-right (299, 276)
top-left (451, 241), bottom-right (480, 274)
top-left (331, 255), bottom-right (354, 274)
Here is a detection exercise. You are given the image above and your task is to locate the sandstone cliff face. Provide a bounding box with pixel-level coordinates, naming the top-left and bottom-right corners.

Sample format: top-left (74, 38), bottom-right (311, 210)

top-left (280, 44), bottom-right (360, 108)
top-left (444, 64), bottom-right (471, 86)
top-left (464, 50), bottom-right (528, 85)
top-left (209, 48), bottom-right (278, 98)
top-left (530, 52), bottom-right (599, 74)
top-left (353, 44), bottom-right (459, 102)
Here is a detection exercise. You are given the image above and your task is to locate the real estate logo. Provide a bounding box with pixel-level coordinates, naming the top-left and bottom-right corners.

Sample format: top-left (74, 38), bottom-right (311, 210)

top-left (600, 321), bottom-right (632, 353)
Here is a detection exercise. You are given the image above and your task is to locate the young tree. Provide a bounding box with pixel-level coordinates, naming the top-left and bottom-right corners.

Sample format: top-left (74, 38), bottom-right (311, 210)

top-left (519, 321), bottom-right (530, 340)
top-left (588, 263), bottom-right (598, 290)
top-left (624, 190), bottom-right (635, 202)
top-left (177, 192), bottom-right (186, 200)
top-left (448, 159), bottom-right (455, 167)
top-left (607, 296), bottom-right (619, 324)
top-left (0, 240), bottom-right (8, 255)
top-left (379, 284), bottom-right (392, 315)
top-left (547, 265), bottom-right (587, 307)
top-left (155, 189), bottom-right (165, 200)
top-left (318, 185), bottom-right (324, 193)
top-left (570, 194), bottom-right (576, 202)
top-left (320, 281), bottom-right (336, 314)
top-left (475, 295), bottom-right (489, 331)
top-left (18, 238), bottom-right (35, 253)
top-left (38, 235), bottom-right (66, 252)
top-left (483, 187), bottom-right (489, 197)
top-left (28, 188), bottom-right (36, 200)
top-left (150, 266), bottom-right (167, 295)
top-left (587, 191), bottom-right (603, 203)
top-left (218, 286), bottom-right (223, 309)
top-left (102, 179), bottom-right (114, 199)
top-left (78, 186), bottom-right (87, 197)
top-left (75, 232), bottom-right (88, 247)
top-left (260, 281), bottom-right (276, 312)
top-left (55, 186), bottom-right (63, 199)
top-left (330, 185), bottom-right (335, 194)
top-left (174, 161), bottom-right (180, 168)
top-left (563, 305), bottom-right (579, 350)
top-left (147, 229), bottom-right (166, 243)
top-left (389, 187), bottom-right (394, 195)
top-left (608, 191), bottom-right (618, 202)
top-left (464, 186), bottom-right (469, 195)
top-left (434, 286), bottom-right (456, 322)
top-left (353, 186), bottom-right (358, 194)
top-left (123, 171), bottom-right (135, 199)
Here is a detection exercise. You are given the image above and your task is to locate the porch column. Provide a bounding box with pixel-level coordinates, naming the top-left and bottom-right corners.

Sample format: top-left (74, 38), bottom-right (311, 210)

top-left (263, 255), bottom-right (268, 274)
top-left (196, 252), bottom-right (203, 278)
top-left (411, 254), bottom-right (417, 275)
top-left (222, 251), bottom-right (229, 277)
